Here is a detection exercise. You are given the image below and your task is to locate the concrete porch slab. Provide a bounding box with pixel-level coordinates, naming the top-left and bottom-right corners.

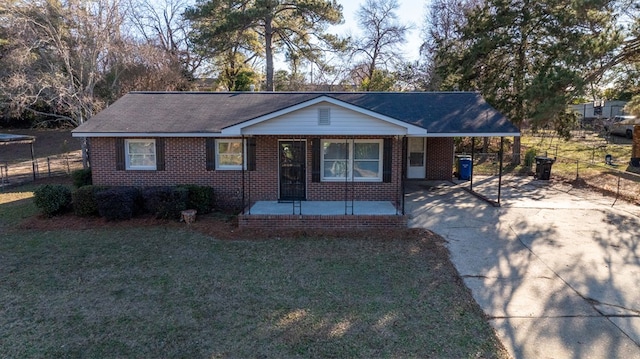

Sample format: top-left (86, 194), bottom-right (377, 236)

top-left (246, 201), bottom-right (399, 215)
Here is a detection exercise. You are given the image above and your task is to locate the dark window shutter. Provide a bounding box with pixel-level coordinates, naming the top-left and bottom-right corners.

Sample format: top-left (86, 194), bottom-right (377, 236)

top-left (155, 138), bottom-right (165, 171)
top-left (383, 138), bottom-right (392, 183)
top-left (312, 138), bottom-right (321, 182)
top-left (205, 138), bottom-right (216, 171)
top-left (115, 138), bottom-right (125, 171)
top-left (246, 137), bottom-right (256, 171)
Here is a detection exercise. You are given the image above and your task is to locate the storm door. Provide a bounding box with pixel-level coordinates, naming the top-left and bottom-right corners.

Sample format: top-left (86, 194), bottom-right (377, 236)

top-left (279, 140), bottom-right (306, 201)
top-left (407, 137), bottom-right (426, 179)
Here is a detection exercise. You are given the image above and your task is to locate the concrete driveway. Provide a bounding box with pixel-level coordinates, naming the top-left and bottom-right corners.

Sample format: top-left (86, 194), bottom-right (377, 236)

top-left (406, 176), bottom-right (640, 359)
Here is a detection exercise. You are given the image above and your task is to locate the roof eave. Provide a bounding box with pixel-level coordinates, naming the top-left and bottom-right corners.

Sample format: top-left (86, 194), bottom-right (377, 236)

top-left (71, 132), bottom-right (223, 138)
top-left (425, 132), bottom-right (521, 137)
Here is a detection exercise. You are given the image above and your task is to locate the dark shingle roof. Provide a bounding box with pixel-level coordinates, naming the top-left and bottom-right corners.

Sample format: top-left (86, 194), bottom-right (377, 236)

top-left (73, 91), bottom-right (519, 136)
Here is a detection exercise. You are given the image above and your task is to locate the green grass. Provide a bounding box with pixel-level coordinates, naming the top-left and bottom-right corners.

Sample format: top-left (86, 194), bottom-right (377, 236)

top-left (468, 130), bottom-right (639, 184)
top-left (0, 185), bottom-right (508, 358)
top-left (0, 187), bottom-right (39, 228)
top-left (1, 228), bottom-right (506, 358)
top-left (521, 130), bottom-right (632, 175)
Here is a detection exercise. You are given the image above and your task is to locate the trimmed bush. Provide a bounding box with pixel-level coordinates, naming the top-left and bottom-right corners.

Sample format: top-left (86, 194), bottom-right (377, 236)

top-left (72, 185), bottom-right (104, 217)
top-left (524, 148), bottom-right (537, 168)
top-left (141, 186), bottom-right (188, 219)
top-left (95, 187), bottom-right (139, 221)
top-left (33, 184), bottom-right (72, 217)
top-left (71, 168), bottom-right (92, 188)
top-left (179, 185), bottom-right (215, 214)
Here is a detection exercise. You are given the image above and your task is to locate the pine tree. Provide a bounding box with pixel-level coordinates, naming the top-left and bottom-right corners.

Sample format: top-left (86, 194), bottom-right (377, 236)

top-left (437, 0), bottom-right (621, 163)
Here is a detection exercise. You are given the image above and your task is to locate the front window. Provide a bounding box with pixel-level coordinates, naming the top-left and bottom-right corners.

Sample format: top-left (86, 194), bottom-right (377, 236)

top-left (125, 139), bottom-right (156, 170)
top-left (216, 139), bottom-right (245, 170)
top-left (321, 139), bottom-right (382, 181)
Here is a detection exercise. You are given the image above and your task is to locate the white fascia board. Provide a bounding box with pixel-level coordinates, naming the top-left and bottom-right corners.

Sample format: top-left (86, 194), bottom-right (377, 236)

top-left (71, 132), bottom-right (225, 138)
top-left (221, 95), bottom-right (427, 136)
top-left (425, 132), bottom-right (521, 137)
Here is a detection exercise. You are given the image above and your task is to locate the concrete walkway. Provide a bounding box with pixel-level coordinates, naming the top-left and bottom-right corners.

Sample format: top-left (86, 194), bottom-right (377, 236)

top-left (406, 176), bottom-right (640, 359)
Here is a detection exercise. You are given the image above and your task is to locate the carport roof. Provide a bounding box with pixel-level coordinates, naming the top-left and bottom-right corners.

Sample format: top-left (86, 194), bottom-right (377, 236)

top-left (72, 91), bottom-right (520, 137)
top-left (0, 133), bottom-right (36, 144)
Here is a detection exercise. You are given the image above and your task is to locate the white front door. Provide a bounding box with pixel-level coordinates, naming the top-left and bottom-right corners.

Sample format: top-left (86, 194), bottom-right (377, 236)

top-left (407, 137), bottom-right (426, 179)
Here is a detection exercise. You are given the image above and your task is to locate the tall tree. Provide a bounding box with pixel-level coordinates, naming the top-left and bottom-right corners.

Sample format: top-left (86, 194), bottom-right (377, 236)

top-left (350, 0), bottom-right (408, 90)
top-left (185, 0), bottom-right (343, 91)
top-left (185, 0), bottom-right (263, 90)
top-left (437, 0), bottom-right (621, 163)
top-left (421, 0), bottom-right (478, 90)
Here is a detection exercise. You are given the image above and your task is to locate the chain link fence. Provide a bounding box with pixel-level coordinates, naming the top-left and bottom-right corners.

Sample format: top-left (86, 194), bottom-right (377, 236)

top-left (538, 153), bottom-right (640, 204)
top-left (457, 146), bottom-right (640, 205)
top-left (0, 150), bottom-right (83, 189)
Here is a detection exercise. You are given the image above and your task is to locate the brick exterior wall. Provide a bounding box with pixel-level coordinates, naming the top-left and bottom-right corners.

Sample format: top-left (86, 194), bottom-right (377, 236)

top-left (238, 214), bottom-right (408, 230)
top-left (633, 125), bottom-right (640, 159)
top-left (426, 137), bottom-right (454, 180)
top-left (89, 136), bottom-right (407, 210)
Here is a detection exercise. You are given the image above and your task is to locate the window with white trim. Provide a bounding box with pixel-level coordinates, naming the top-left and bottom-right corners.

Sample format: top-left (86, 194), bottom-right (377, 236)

top-left (216, 139), bottom-right (245, 170)
top-left (321, 139), bottom-right (382, 181)
top-left (125, 139), bottom-right (156, 170)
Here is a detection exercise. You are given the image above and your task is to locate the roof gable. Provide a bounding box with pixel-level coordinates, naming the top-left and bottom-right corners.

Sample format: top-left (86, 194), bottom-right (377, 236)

top-left (222, 96), bottom-right (427, 136)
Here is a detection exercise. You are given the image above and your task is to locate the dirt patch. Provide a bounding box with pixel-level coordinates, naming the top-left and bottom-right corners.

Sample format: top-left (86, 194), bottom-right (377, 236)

top-left (0, 130), bottom-right (83, 187)
top-left (0, 129), bottom-right (81, 162)
top-left (569, 176), bottom-right (589, 188)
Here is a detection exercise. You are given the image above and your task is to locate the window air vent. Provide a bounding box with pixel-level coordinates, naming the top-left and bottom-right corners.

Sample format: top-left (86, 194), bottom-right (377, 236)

top-left (318, 108), bottom-right (330, 125)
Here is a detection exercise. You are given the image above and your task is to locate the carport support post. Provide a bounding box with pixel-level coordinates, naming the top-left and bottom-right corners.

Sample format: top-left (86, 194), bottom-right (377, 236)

top-left (30, 141), bottom-right (36, 180)
top-left (498, 137), bottom-right (504, 205)
top-left (470, 137), bottom-right (475, 191)
top-left (241, 135), bottom-right (246, 214)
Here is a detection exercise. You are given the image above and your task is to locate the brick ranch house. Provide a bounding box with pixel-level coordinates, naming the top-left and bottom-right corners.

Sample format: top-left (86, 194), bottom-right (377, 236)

top-left (72, 91), bottom-right (519, 229)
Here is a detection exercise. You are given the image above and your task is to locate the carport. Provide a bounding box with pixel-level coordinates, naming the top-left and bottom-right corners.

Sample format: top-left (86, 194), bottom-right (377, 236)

top-left (0, 133), bottom-right (37, 183)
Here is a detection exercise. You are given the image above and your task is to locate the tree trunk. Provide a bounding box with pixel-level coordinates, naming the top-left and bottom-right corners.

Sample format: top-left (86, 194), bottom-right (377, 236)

top-left (264, 17), bottom-right (274, 91)
top-left (512, 135), bottom-right (521, 165)
top-left (81, 138), bottom-right (90, 169)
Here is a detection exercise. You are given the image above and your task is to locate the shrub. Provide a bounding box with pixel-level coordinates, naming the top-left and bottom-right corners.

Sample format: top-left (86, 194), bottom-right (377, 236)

top-left (179, 185), bottom-right (215, 214)
top-left (95, 187), bottom-right (139, 221)
top-left (33, 184), bottom-right (72, 216)
top-left (141, 186), bottom-right (188, 219)
top-left (71, 168), bottom-right (92, 188)
top-left (72, 185), bottom-right (104, 217)
top-left (524, 148), bottom-right (537, 168)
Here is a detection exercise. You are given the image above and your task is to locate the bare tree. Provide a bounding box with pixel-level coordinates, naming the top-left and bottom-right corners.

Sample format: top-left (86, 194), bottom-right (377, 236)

top-left (127, 0), bottom-right (204, 81)
top-left (0, 0), bottom-right (126, 127)
top-left (351, 0), bottom-right (409, 89)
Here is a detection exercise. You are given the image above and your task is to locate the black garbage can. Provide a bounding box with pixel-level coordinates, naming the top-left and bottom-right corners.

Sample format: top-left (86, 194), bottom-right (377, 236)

top-left (535, 156), bottom-right (555, 180)
top-left (455, 155), bottom-right (472, 180)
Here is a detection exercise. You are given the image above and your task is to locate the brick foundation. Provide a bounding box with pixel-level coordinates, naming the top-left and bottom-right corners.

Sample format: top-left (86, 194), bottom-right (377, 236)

top-left (238, 214), bottom-right (408, 229)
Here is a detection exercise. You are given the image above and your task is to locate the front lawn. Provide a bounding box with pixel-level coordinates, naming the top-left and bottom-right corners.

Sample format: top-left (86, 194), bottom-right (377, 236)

top-left (0, 182), bottom-right (508, 358)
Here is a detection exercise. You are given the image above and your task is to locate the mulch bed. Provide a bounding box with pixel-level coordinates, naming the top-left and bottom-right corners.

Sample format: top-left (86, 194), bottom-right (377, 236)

top-left (19, 211), bottom-right (436, 243)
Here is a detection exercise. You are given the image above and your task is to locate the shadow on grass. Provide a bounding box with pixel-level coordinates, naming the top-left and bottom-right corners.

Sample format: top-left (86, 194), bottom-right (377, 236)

top-left (0, 222), bottom-right (508, 358)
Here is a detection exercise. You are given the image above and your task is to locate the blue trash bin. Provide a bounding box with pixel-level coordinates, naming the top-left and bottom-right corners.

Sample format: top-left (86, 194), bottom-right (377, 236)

top-left (458, 157), bottom-right (472, 180)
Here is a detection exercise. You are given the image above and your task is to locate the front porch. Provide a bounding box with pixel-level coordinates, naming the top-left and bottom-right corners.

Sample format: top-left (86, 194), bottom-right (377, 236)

top-left (238, 201), bottom-right (407, 230)
top-left (247, 200), bottom-right (399, 215)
